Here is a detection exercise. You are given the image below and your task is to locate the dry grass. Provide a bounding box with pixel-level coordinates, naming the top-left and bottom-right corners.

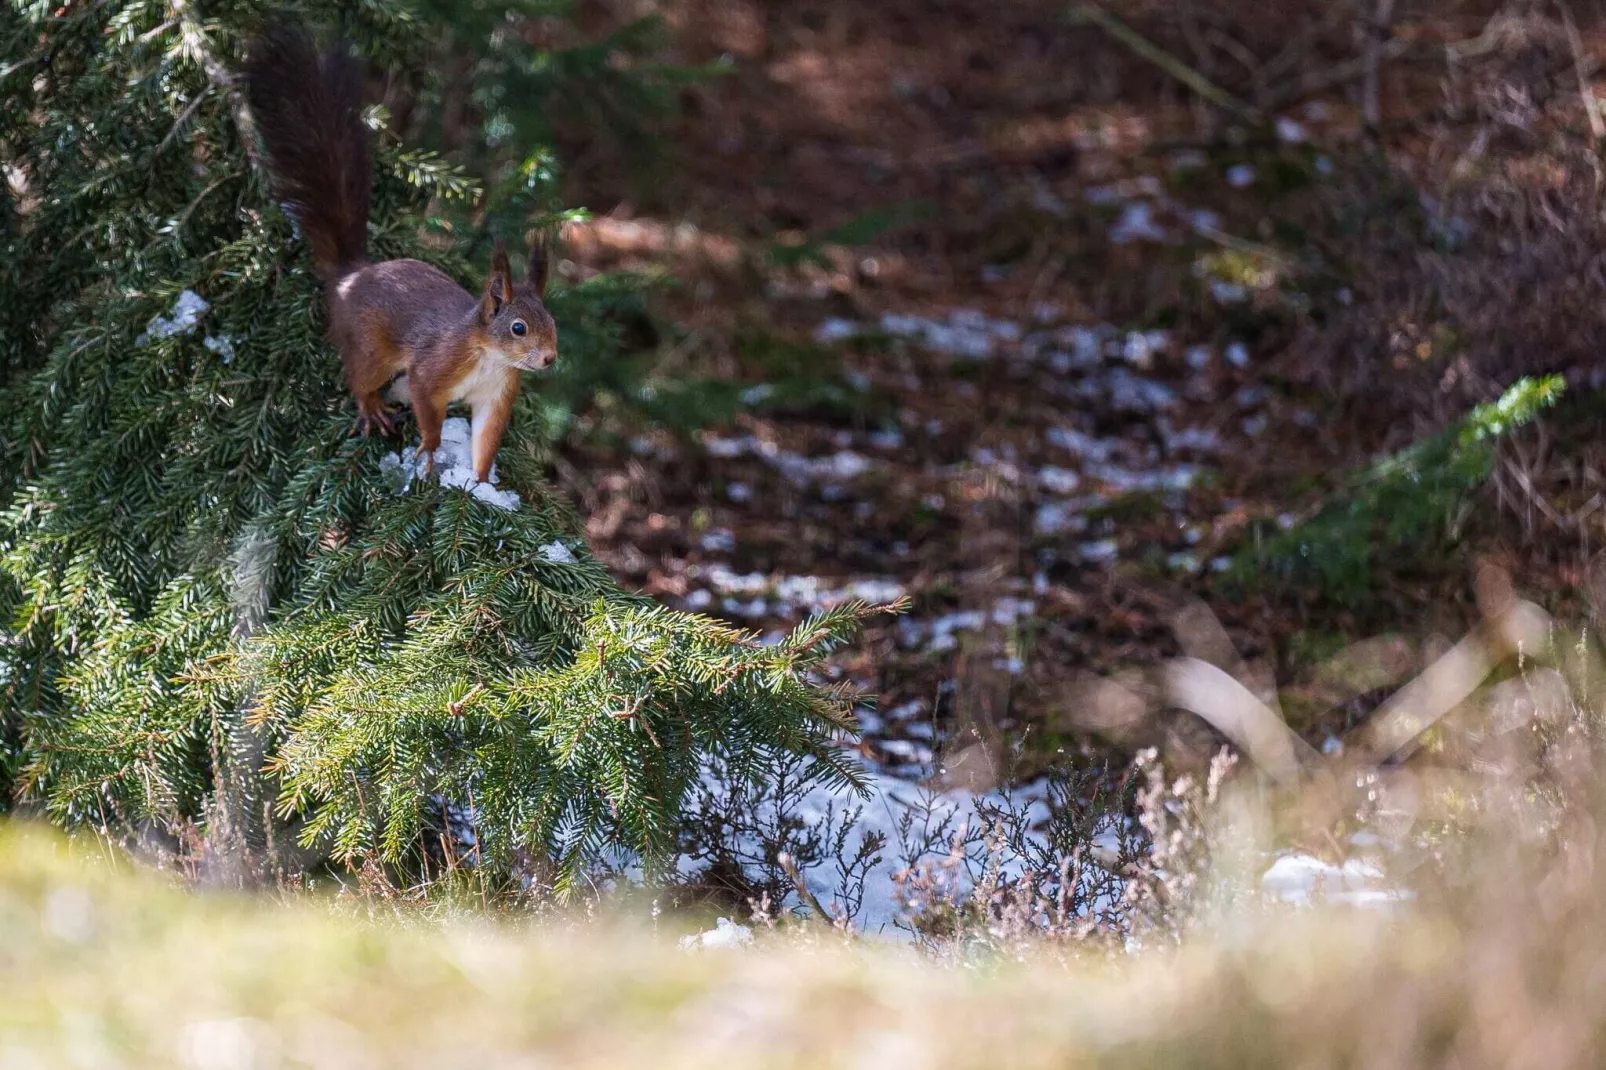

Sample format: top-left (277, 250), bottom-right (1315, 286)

top-left (7, 567), bottom-right (1606, 1067)
top-left (0, 803), bottom-right (1598, 1068)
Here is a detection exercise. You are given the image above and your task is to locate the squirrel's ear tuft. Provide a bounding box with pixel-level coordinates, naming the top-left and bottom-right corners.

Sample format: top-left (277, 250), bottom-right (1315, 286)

top-left (481, 240), bottom-right (513, 320)
top-left (528, 238), bottom-right (550, 297)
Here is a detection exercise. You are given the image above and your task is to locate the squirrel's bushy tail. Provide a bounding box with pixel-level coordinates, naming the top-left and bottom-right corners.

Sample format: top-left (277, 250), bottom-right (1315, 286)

top-left (244, 27), bottom-right (370, 280)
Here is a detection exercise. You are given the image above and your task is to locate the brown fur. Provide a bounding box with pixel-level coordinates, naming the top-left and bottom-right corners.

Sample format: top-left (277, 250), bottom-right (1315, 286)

top-left (244, 29), bottom-right (557, 482)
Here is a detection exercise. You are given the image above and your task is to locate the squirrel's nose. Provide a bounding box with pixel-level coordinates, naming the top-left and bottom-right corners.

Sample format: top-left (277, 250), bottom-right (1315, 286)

top-left (538, 353), bottom-right (557, 369)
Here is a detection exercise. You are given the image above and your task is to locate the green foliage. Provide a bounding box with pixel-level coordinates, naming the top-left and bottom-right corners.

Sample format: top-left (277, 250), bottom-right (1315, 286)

top-left (534, 318), bottom-right (879, 444)
top-left (1231, 376), bottom-right (1565, 606)
top-left (0, 0), bottom-right (873, 891)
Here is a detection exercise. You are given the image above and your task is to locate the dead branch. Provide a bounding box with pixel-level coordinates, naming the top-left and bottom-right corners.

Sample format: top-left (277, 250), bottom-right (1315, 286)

top-left (1068, 3), bottom-right (1263, 124)
top-left (1363, 0), bottom-right (1399, 132)
top-left (1557, 0), bottom-right (1605, 140)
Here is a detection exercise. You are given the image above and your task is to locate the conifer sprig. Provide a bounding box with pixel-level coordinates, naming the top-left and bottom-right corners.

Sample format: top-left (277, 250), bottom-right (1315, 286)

top-left (0, 0), bottom-right (884, 893)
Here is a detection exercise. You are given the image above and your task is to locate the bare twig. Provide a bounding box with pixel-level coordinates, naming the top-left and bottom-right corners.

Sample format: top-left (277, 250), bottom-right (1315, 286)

top-left (1557, 0), bottom-right (1605, 140)
top-left (1255, 2), bottom-right (1363, 103)
top-left (1356, 600), bottom-right (1553, 762)
top-left (1205, 27), bottom-right (1263, 81)
top-left (1163, 657), bottom-right (1316, 786)
top-left (778, 851), bottom-right (840, 926)
top-left (1068, 3), bottom-right (1263, 124)
top-left (156, 86), bottom-right (211, 156)
top-left (1260, 37), bottom-right (1412, 112)
top-left (1363, 0), bottom-right (1399, 133)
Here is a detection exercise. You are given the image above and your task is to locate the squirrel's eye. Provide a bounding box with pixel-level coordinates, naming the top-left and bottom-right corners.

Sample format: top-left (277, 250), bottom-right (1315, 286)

top-left (511, 320), bottom-right (527, 337)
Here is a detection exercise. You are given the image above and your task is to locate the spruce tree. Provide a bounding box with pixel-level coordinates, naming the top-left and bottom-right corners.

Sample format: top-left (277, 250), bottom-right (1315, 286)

top-left (0, 0), bottom-right (872, 893)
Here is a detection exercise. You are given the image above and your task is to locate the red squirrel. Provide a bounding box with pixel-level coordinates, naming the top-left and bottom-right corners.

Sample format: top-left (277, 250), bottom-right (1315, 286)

top-left (243, 27), bottom-right (557, 483)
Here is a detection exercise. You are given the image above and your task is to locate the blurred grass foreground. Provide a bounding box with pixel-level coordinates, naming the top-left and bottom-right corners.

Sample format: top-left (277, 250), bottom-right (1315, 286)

top-left (6, 716), bottom-right (1606, 1070)
top-left (8, 576), bottom-right (1606, 1066)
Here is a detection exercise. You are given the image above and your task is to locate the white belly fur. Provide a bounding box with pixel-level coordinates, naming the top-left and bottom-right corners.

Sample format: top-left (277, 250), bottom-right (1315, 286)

top-left (453, 354), bottom-right (513, 479)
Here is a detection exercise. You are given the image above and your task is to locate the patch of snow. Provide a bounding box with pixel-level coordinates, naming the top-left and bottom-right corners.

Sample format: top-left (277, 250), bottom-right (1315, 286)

top-left (991, 597), bottom-right (1036, 626)
top-left (381, 417), bottom-right (520, 511)
top-left (1226, 163), bottom-right (1257, 188)
top-left (883, 699), bottom-right (925, 723)
top-left (1225, 341), bottom-right (1251, 369)
top-left (470, 481), bottom-right (522, 510)
top-left (1121, 329), bottom-right (1170, 367)
top-left (538, 540), bottom-right (577, 564)
top-left (1275, 117), bottom-right (1308, 143)
top-left (1160, 423), bottom-right (1225, 454)
top-left (1104, 368), bottom-right (1178, 412)
top-left (1210, 280), bottom-right (1249, 304)
top-left (740, 383), bottom-right (775, 406)
top-left (880, 309), bottom-right (1004, 360)
top-left (1047, 427), bottom-right (1118, 461)
top-left (1084, 462), bottom-right (1202, 494)
top-left (813, 318), bottom-right (859, 344)
top-left (1110, 202), bottom-right (1168, 244)
top-left (726, 481), bottom-right (753, 503)
top-left (702, 434), bottom-right (875, 486)
top-left (969, 447), bottom-right (1021, 482)
top-left (897, 597), bottom-right (1036, 652)
top-left (771, 450), bottom-right (871, 485)
top-left (679, 917), bottom-right (754, 951)
top-left (693, 566), bottom-right (906, 620)
top-left (1261, 854), bottom-right (1407, 908)
top-left (1067, 325), bottom-right (1108, 366)
top-left (1034, 501), bottom-right (1088, 536)
top-left (879, 738), bottom-right (934, 764)
top-left (1079, 539), bottom-right (1120, 564)
top-left (202, 334), bottom-right (236, 363)
top-left (1235, 384), bottom-right (1270, 408)
top-left (700, 528), bottom-right (737, 553)
top-left (705, 435), bottom-right (752, 459)
top-left (683, 763), bottom-right (1071, 936)
top-left (139, 289), bottom-right (209, 344)
top-left (723, 596), bottom-right (769, 617)
top-left (1037, 466), bottom-right (1082, 494)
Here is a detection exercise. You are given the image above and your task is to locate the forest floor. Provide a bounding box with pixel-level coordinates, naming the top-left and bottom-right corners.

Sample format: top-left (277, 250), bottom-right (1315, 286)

top-left (541, 0), bottom-right (1606, 787)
